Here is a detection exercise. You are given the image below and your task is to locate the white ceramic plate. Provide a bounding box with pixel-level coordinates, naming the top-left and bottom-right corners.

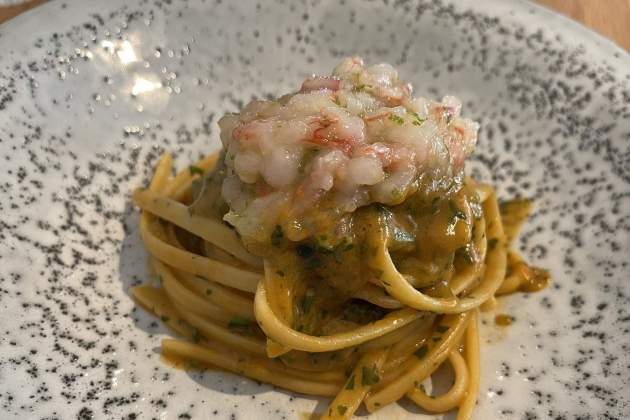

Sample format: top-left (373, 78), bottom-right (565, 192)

top-left (0, 0), bottom-right (628, 418)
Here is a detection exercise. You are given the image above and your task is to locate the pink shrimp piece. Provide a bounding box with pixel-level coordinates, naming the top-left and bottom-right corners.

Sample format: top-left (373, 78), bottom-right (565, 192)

top-left (304, 110), bottom-right (365, 155)
top-left (446, 127), bottom-right (467, 171)
top-left (362, 110), bottom-right (391, 122)
top-left (231, 119), bottom-right (275, 147)
top-left (358, 142), bottom-right (416, 171)
top-left (358, 143), bottom-right (393, 166)
top-left (300, 77), bottom-right (341, 93)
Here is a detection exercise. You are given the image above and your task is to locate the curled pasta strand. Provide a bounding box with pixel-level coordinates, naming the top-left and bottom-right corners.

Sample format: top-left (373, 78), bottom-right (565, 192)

top-left (406, 349), bottom-right (469, 412)
top-left (254, 280), bottom-right (424, 353)
top-left (372, 193), bottom-right (507, 314)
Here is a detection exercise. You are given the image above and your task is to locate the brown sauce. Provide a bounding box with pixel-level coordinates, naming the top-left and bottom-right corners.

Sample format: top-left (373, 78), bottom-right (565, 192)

top-left (518, 266), bottom-right (551, 293)
top-left (494, 314), bottom-right (514, 326)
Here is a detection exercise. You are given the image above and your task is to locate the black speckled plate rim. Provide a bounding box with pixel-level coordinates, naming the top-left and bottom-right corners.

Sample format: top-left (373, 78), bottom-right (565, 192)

top-left (0, 0), bottom-right (629, 419)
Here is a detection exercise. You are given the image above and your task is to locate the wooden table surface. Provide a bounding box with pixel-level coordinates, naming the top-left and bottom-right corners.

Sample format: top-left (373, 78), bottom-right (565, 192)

top-left (0, 0), bottom-right (629, 51)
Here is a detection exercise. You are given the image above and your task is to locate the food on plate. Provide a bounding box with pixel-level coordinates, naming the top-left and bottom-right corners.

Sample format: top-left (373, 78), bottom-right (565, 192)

top-left (131, 57), bottom-right (549, 419)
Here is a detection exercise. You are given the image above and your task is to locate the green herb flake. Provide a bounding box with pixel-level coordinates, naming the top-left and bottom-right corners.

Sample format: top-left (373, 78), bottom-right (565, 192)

top-left (228, 316), bottom-right (254, 336)
top-left (432, 336), bottom-right (441, 342)
top-left (456, 246), bottom-right (474, 265)
top-left (160, 315), bottom-right (170, 323)
top-left (415, 345), bottom-right (429, 359)
top-left (372, 269), bottom-right (384, 279)
top-left (205, 288), bottom-right (213, 295)
top-left (191, 328), bottom-right (202, 343)
top-left (388, 114), bottom-right (405, 125)
top-left (270, 225), bottom-right (283, 247)
top-left (345, 374), bottom-right (355, 390)
top-left (302, 288), bottom-right (316, 315)
top-left (361, 364), bottom-right (380, 386)
top-left (337, 405), bottom-right (348, 415)
top-left (304, 257), bottom-right (322, 270)
top-left (370, 246), bottom-right (379, 257)
top-left (436, 325), bottom-right (449, 334)
top-left (276, 270), bottom-right (285, 277)
top-left (187, 359), bottom-right (202, 371)
top-left (374, 402), bottom-right (381, 407)
top-left (408, 110), bottom-right (427, 126)
top-left (188, 165), bottom-right (204, 176)
top-left (488, 238), bottom-right (499, 250)
top-left (390, 187), bottom-right (403, 201)
top-left (344, 242), bottom-right (355, 251)
top-left (448, 200), bottom-right (466, 220)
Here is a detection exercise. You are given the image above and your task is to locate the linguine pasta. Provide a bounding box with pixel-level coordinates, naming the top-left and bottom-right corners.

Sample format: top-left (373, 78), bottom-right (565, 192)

top-left (131, 58), bottom-right (549, 419)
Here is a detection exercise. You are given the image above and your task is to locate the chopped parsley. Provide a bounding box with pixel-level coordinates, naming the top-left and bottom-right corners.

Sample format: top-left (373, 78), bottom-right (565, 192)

top-left (187, 359), bottom-right (203, 371)
top-left (276, 270), bottom-right (285, 277)
top-left (296, 244), bottom-right (314, 258)
top-left (436, 325), bottom-right (449, 334)
top-left (361, 364), bottom-right (380, 386)
top-left (408, 110), bottom-right (427, 126)
top-left (415, 345), bottom-right (429, 358)
top-left (270, 225), bottom-right (283, 247)
top-left (448, 200), bottom-right (466, 220)
top-left (388, 114), bottom-right (405, 125)
top-left (160, 315), bottom-right (170, 323)
top-left (370, 245), bottom-right (379, 257)
top-left (188, 165), bottom-right (204, 176)
top-left (390, 187), bottom-right (404, 201)
top-left (302, 288), bottom-right (316, 315)
top-left (488, 238), bottom-right (499, 250)
top-left (304, 257), bottom-right (322, 270)
top-left (205, 288), bottom-right (213, 295)
top-left (298, 149), bottom-right (318, 174)
top-left (456, 246), bottom-right (474, 265)
top-left (337, 405), bottom-right (348, 415)
top-left (228, 316), bottom-right (254, 336)
top-left (345, 374), bottom-right (355, 390)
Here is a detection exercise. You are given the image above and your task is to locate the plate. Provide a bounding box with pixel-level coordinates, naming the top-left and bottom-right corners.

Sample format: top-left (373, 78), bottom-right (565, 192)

top-left (0, 0), bottom-right (628, 418)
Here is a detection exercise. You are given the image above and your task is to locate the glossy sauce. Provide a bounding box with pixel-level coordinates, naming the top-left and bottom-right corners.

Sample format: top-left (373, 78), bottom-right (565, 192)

top-left (494, 314), bottom-right (514, 326)
top-left (518, 266), bottom-right (551, 293)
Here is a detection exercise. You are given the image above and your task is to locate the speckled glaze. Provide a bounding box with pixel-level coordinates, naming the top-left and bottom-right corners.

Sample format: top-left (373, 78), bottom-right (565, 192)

top-left (0, 0), bottom-right (628, 419)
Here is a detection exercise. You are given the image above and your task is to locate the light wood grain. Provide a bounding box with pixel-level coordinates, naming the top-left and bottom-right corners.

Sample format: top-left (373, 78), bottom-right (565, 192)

top-left (535, 0), bottom-right (630, 51)
top-left (0, 0), bottom-right (628, 51)
top-left (0, 0), bottom-right (45, 24)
